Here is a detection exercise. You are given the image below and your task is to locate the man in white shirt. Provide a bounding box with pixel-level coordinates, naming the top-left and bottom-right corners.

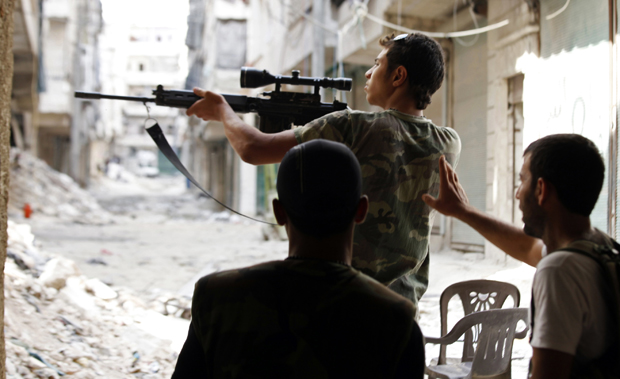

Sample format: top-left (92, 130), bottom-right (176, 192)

top-left (422, 134), bottom-right (616, 378)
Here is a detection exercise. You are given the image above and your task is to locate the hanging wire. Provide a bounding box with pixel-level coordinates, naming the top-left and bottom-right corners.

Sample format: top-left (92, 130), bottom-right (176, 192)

top-left (363, 11), bottom-right (508, 39)
top-left (453, 0), bottom-right (479, 47)
top-left (279, 0), bottom-right (510, 102)
top-left (546, 0), bottom-right (570, 20)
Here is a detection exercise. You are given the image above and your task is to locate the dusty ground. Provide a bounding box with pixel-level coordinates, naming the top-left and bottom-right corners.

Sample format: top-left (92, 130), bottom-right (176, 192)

top-left (25, 176), bottom-right (288, 297)
top-left (19, 174), bottom-right (535, 377)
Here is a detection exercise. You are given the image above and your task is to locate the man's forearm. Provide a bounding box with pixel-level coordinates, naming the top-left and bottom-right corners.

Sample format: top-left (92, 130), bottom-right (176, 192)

top-left (456, 204), bottom-right (543, 267)
top-left (220, 106), bottom-right (298, 165)
top-left (187, 89), bottom-right (298, 165)
top-left (220, 107), bottom-right (264, 163)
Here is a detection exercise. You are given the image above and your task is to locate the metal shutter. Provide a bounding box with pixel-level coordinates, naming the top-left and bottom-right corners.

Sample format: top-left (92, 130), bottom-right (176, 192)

top-left (533, 0), bottom-right (610, 232)
top-left (451, 29), bottom-right (488, 248)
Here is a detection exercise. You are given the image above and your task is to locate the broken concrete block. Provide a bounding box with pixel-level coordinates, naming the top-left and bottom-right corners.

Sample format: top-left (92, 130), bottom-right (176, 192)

top-left (25, 356), bottom-right (47, 370)
top-left (33, 367), bottom-right (60, 379)
top-left (5, 356), bottom-right (17, 376)
top-left (38, 257), bottom-right (81, 290)
top-left (85, 278), bottom-right (118, 300)
top-left (58, 277), bottom-right (97, 315)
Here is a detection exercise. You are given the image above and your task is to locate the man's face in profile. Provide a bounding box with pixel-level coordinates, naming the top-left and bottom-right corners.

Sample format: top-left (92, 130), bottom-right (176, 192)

top-left (516, 153), bottom-right (545, 238)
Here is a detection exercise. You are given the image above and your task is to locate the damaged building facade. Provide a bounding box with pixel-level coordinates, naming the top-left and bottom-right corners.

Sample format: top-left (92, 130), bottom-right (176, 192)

top-left (189, 0), bottom-right (620, 260)
top-left (12, 0), bottom-right (104, 187)
top-left (12, 0), bottom-right (189, 186)
top-left (184, 0), bottom-right (255, 215)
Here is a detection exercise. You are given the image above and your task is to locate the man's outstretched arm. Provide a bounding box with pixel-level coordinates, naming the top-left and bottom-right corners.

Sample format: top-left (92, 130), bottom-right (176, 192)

top-left (186, 88), bottom-right (297, 165)
top-left (422, 155), bottom-right (544, 267)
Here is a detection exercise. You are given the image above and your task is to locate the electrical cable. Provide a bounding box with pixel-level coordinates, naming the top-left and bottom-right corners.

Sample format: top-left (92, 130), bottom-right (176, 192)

top-left (546, 0), bottom-right (570, 21)
top-left (363, 11), bottom-right (509, 39)
top-left (453, 0), bottom-right (479, 47)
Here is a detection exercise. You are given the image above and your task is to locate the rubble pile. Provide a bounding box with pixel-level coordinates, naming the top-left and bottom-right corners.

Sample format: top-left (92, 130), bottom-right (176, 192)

top-left (8, 149), bottom-right (113, 225)
top-left (5, 220), bottom-right (190, 378)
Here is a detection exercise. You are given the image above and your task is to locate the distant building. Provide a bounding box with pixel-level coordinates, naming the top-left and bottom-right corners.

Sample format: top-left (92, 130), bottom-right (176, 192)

top-left (100, 10), bottom-right (188, 178)
top-left (12, 0), bottom-right (104, 187)
top-left (11, 0), bottom-right (40, 157)
top-left (184, 0), bottom-right (254, 215)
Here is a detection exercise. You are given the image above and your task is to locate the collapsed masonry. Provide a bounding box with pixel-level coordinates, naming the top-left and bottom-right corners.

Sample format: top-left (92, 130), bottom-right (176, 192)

top-left (8, 149), bottom-right (113, 225)
top-left (5, 219), bottom-right (191, 378)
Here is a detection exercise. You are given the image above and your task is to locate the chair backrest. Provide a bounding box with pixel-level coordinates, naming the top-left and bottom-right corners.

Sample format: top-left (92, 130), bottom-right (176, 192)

top-left (465, 308), bottom-right (529, 378)
top-left (439, 280), bottom-right (521, 364)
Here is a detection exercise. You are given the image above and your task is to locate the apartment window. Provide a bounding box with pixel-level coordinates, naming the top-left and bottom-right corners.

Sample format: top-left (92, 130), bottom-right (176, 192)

top-left (216, 20), bottom-right (247, 69)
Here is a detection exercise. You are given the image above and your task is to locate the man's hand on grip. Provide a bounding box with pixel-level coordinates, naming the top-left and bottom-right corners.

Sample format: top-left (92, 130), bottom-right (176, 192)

top-left (186, 88), bottom-right (227, 122)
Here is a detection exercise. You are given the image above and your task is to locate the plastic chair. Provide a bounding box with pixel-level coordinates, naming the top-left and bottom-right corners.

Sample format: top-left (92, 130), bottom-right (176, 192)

top-left (437, 280), bottom-right (521, 365)
top-left (424, 308), bottom-right (530, 379)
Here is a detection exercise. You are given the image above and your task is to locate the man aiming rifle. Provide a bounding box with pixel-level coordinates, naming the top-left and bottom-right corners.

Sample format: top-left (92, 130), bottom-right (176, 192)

top-left (187, 33), bottom-right (461, 315)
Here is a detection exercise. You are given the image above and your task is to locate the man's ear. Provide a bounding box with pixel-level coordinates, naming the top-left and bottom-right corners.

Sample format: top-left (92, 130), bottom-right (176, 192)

top-left (272, 199), bottom-right (288, 226)
top-left (392, 66), bottom-right (408, 87)
top-left (354, 195), bottom-right (369, 224)
top-left (536, 178), bottom-right (550, 206)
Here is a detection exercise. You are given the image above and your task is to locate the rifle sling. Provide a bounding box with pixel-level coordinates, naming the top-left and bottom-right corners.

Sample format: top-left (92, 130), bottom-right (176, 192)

top-left (146, 123), bottom-right (277, 226)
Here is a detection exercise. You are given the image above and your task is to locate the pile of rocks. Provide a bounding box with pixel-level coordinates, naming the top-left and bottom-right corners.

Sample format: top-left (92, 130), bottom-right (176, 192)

top-left (8, 149), bottom-right (113, 225)
top-left (5, 220), bottom-right (191, 378)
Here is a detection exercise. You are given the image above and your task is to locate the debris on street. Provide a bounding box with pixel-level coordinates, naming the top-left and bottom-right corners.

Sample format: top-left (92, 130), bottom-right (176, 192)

top-left (8, 148), bottom-right (113, 225)
top-left (5, 219), bottom-right (191, 378)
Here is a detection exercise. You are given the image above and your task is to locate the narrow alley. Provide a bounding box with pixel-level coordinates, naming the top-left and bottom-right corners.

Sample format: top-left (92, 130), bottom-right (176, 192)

top-left (5, 149), bottom-right (535, 377)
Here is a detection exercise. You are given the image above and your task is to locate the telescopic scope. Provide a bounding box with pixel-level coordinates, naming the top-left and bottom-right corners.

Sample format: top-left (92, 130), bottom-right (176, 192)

top-left (240, 67), bottom-right (352, 91)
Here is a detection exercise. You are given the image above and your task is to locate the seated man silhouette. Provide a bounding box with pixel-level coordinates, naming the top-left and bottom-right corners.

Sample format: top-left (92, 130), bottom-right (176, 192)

top-left (172, 139), bottom-right (425, 378)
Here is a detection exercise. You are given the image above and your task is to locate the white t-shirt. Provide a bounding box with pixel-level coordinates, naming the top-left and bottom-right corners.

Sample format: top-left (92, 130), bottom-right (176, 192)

top-left (531, 249), bottom-right (614, 363)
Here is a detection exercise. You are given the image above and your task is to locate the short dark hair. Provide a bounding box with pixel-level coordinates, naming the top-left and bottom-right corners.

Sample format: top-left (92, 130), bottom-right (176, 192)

top-left (277, 140), bottom-right (362, 238)
top-left (379, 33), bottom-right (445, 110)
top-left (524, 134), bottom-right (605, 216)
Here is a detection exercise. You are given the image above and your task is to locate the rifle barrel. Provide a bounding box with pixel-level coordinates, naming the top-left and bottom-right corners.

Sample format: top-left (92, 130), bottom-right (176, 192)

top-left (75, 91), bottom-right (155, 103)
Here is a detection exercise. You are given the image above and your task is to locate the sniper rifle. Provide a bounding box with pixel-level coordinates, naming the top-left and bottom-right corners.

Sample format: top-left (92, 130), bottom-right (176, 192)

top-left (75, 67), bottom-right (352, 133)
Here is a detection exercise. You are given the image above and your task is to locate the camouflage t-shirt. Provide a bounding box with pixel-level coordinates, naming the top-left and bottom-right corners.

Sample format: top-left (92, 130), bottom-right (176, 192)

top-left (181, 259), bottom-right (424, 378)
top-left (294, 110), bottom-right (461, 311)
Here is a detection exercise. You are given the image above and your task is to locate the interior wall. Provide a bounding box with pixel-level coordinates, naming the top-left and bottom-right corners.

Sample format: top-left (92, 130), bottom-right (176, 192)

top-left (449, 23), bottom-right (488, 251)
top-left (485, 0), bottom-right (539, 262)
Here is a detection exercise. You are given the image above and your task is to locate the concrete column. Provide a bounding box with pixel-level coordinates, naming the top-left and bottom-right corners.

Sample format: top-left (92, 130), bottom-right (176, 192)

top-left (0, 0), bottom-right (16, 376)
top-left (70, 26), bottom-right (82, 183)
top-left (312, 0), bottom-right (325, 78)
top-left (485, 0), bottom-right (540, 261)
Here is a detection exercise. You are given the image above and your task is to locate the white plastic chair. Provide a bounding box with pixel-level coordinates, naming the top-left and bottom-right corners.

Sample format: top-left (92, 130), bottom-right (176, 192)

top-left (424, 308), bottom-right (529, 379)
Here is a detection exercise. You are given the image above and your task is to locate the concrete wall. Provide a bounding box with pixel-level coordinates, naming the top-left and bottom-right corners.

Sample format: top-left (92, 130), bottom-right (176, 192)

top-left (184, 0), bottom-right (252, 214)
top-left (36, 0), bottom-right (103, 187)
top-left (450, 24), bottom-right (488, 251)
top-left (1, 0), bottom-right (15, 376)
top-left (485, 0), bottom-right (539, 261)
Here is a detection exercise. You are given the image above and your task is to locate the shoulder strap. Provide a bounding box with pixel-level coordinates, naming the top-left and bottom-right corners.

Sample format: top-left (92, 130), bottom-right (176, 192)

top-left (555, 239), bottom-right (620, 365)
top-left (146, 123), bottom-right (277, 226)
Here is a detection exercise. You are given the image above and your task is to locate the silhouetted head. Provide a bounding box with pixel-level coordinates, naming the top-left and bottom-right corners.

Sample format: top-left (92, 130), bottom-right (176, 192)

top-left (276, 140), bottom-right (363, 238)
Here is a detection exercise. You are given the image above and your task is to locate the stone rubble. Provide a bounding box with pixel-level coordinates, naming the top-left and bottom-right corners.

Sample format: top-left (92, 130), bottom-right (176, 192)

top-left (8, 148), bottom-right (113, 225)
top-left (5, 220), bottom-right (191, 378)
